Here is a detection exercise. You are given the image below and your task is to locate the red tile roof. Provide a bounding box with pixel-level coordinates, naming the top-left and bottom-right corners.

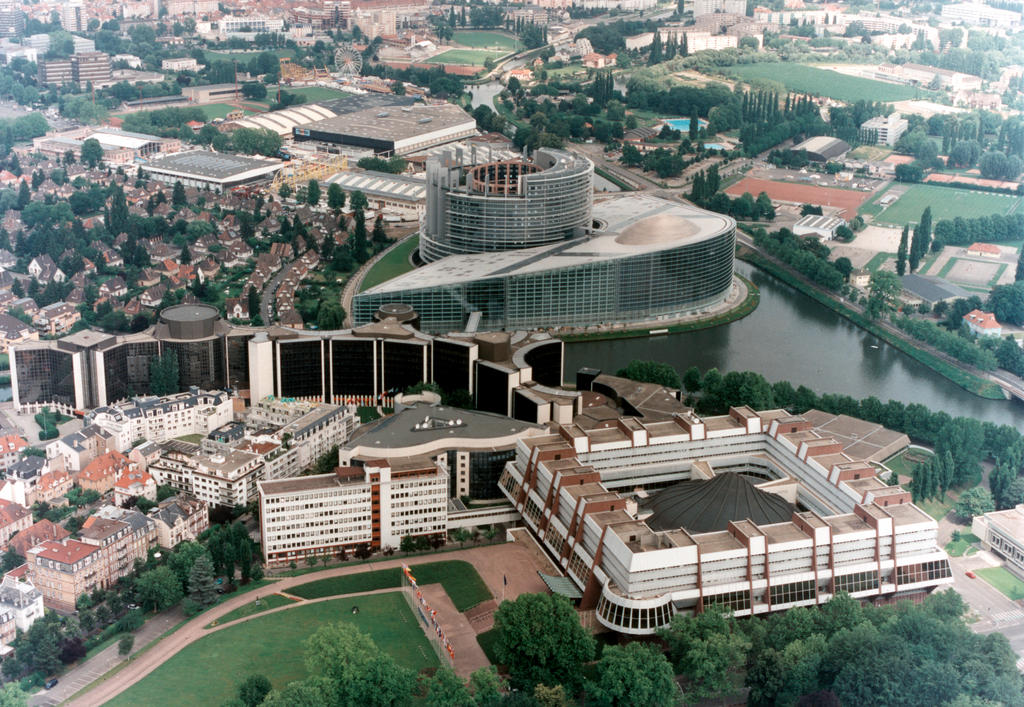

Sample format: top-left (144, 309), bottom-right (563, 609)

top-left (33, 539), bottom-right (97, 565)
top-left (964, 309), bottom-right (1001, 329)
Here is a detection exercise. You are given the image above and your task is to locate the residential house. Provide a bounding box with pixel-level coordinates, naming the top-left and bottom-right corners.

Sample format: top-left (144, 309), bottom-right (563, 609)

top-left (98, 276), bottom-right (127, 298)
top-left (7, 298), bottom-right (38, 317)
top-left (0, 435), bottom-right (27, 473)
top-left (0, 575), bottom-right (44, 634)
top-left (0, 500), bottom-right (32, 545)
top-left (136, 269), bottom-right (162, 288)
top-left (0, 455), bottom-right (46, 506)
top-left (128, 441), bottom-right (161, 471)
top-left (77, 450), bottom-right (134, 494)
top-left (583, 52), bottom-right (616, 69)
top-left (47, 426), bottom-right (115, 473)
top-left (35, 470), bottom-right (72, 504)
top-left (9, 519), bottom-right (70, 556)
top-left (225, 297), bottom-right (249, 321)
top-left (963, 309), bottom-right (1003, 337)
top-left (967, 242), bottom-right (1002, 258)
top-left (33, 301), bottom-right (80, 336)
top-left (0, 312), bottom-right (38, 353)
top-left (27, 255), bottom-right (65, 284)
top-left (148, 494), bottom-right (208, 548)
top-left (113, 468), bottom-right (156, 507)
top-left (0, 249), bottom-right (16, 271)
top-left (140, 284), bottom-right (167, 309)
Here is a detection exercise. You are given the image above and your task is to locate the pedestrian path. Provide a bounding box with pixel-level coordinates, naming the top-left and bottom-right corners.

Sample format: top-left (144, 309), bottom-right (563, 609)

top-left (991, 609), bottom-right (1024, 625)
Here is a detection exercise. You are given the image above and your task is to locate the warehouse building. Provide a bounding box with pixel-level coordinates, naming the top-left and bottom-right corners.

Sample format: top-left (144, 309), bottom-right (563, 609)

top-left (32, 127), bottom-right (181, 165)
top-left (791, 136), bottom-right (851, 162)
top-left (325, 170), bottom-right (426, 220)
top-left (142, 150), bottom-right (283, 192)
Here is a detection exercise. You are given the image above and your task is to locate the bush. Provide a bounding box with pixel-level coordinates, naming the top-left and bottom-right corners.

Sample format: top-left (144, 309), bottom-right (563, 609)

top-left (115, 609), bottom-right (144, 633)
top-left (182, 597), bottom-right (203, 617)
top-left (118, 634), bottom-right (134, 656)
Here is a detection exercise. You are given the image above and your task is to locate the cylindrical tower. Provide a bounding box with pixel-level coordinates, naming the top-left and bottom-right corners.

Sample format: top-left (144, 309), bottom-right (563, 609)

top-left (420, 148), bottom-right (594, 263)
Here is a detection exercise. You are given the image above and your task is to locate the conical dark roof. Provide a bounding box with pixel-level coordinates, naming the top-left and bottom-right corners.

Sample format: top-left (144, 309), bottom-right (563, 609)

top-left (643, 473), bottom-right (793, 534)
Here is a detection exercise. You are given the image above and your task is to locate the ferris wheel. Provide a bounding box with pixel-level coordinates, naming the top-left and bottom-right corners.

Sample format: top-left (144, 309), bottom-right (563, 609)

top-left (334, 43), bottom-right (363, 78)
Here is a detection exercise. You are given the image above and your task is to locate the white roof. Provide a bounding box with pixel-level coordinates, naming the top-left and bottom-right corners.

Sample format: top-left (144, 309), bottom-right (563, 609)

top-left (231, 104), bottom-right (338, 137)
top-left (327, 170), bottom-right (426, 201)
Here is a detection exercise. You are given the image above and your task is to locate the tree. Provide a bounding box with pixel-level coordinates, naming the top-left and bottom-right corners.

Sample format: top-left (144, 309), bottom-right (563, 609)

top-left (237, 674), bottom-right (273, 707)
top-left (327, 182), bottom-right (346, 212)
top-left (118, 634), bottom-right (134, 656)
top-left (986, 282), bottom-right (1024, 326)
top-left (1017, 248), bottom-right (1024, 282)
top-left (188, 552), bottom-right (217, 607)
top-left (424, 667), bottom-right (474, 707)
top-left (242, 82), bottom-right (268, 100)
top-left (306, 179), bottom-right (321, 206)
top-left (588, 642), bottom-right (678, 707)
top-left (15, 181), bottom-right (28, 211)
top-left (616, 360), bottom-right (681, 388)
top-left (493, 593), bottom-right (596, 691)
top-left (279, 182), bottom-right (292, 200)
top-left (350, 190), bottom-right (368, 211)
top-left (371, 216), bottom-right (389, 248)
top-left (135, 565), bottom-right (184, 611)
top-left (148, 350), bottom-right (179, 396)
top-left (302, 622), bottom-right (416, 705)
top-left (682, 366), bottom-right (702, 393)
top-left (231, 127), bottom-right (282, 157)
top-left (659, 609), bottom-right (749, 703)
top-left (81, 138), bottom-right (104, 168)
top-left (349, 209), bottom-right (369, 263)
top-left (179, 241), bottom-right (191, 265)
top-left (896, 225), bottom-right (909, 276)
top-left (953, 487), bottom-right (995, 521)
top-left (866, 271), bottom-right (901, 320)
top-left (172, 180), bottom-right (187, 208)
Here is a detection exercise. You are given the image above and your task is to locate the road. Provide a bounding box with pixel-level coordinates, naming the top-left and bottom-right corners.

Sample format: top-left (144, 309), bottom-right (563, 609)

top-left (259, 265), bottom-right (290, 325)
top-left (341, 228), bottom-right (419, 328)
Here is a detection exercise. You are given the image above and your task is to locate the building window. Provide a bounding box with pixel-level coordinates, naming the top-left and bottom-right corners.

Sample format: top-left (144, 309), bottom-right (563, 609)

top-left (833, 570), bottom-right (879, 594)
top-left (769, 579), bottom-right (816, 605)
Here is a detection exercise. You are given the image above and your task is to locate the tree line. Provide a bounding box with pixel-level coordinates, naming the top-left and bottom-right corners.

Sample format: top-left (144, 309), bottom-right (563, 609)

top-left (751, 227), bottom-right (846, 291)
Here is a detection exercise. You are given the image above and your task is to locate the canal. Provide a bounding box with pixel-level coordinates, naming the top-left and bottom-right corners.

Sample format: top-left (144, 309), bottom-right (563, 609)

top-left (566, 261), bottom-right (1024, 428)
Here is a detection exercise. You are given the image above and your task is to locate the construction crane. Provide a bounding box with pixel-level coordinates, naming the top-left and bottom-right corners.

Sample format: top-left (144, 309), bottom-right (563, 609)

top-left (270, 154), bottom-right (349, 193)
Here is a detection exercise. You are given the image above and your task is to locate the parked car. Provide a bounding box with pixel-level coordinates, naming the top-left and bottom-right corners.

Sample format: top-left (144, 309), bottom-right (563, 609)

top-left (966, 570), bottom-right (977, 579)
top-left (44, 678), bottom-right (58, 689)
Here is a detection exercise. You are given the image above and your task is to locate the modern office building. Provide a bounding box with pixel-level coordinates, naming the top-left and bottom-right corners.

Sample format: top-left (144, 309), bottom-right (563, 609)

top-left (498, 407), bottom-right (952, 634)
top-left (972, 505), bottom-right (1024, 579)
top-left (859, 113), bottom-right (908, 147)
top-left (0, 3), bottom-right (25, 37)
top-left (61, 0), bottom-right (86, 32)
top-left (355, 191), bottom-right (737, 333)
top-left (259, 457), bottom-right (448, 565)
top-left (340, 405), bottom-right (546, 499)
top-left (419, 149), bottom-right (594, 263)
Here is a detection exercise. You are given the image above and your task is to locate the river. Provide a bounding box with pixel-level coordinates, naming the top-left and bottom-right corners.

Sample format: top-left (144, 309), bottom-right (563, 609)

top-left (565, 262), bottom-right (1024, 428)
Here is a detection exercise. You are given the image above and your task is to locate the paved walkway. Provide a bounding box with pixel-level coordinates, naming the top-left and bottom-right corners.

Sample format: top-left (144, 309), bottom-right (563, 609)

top-left (70, 542), bottom-right (550, 706)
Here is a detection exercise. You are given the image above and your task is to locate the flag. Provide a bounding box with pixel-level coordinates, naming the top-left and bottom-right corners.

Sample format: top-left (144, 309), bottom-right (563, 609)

top-left (503, 574), bottom-right (507, 587)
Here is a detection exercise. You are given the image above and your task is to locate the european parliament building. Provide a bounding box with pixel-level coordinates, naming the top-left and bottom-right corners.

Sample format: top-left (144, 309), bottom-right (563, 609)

top-left (11, 304), bottom-right (565, 418)
top-left (353, 150), bottom-right (737, 333)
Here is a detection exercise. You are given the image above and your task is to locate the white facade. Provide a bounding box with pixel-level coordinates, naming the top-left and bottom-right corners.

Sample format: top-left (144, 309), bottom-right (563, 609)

top-left (161, 57), bottom-right (199, 71)
top-left (973, 505), bottom-right (1024, 578)
top-left (219, 15), bottom-right (284, 35)
top-left (0, 575), bottom-right (44, 632)
top-left (85, 390), bottom-right (233, 452)
top-left (149, 441), bottom-right (262, 507)
top-left (860, 112), bottom-right (908, 146)
top-left (942, 2), bottom-right (1022, 29)
top-left (499, 407), bottom-right (953, 635)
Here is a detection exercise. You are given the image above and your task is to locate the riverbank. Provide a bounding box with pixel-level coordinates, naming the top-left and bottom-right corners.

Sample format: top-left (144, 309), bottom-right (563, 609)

top-left (737, 249), bottom-right (1005, 400)
top-left (558, 274), bottom-right (759, 343)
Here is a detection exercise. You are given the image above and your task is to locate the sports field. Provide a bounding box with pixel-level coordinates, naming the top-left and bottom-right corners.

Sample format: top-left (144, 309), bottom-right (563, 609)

top-left (453, 30), bottom-right (520, 51)
top-left (196, 103), bottom-right (255, 120)
top-left (276, 86), bottom-right (349, 102)
top-left (724, 177), bottom-right (871, 219)
top-left (867, 184), bottom-right (1023, 226)
top-left (106, 592), bottom-right (437, 707)
top-left (725, 64), bottom-right (930, 103)
top-left (425, 49), bottom-right (503, 66)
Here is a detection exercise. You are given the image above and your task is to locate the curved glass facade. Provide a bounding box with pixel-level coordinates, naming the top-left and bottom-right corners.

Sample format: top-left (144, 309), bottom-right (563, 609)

top-left (420, 149), bottom-right (593, 262)
top-left (354, 223), bottom-right (736, 333)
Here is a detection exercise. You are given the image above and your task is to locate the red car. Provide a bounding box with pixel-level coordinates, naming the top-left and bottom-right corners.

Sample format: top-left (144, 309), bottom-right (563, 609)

top-left (966, 570), bottom-right (977, 579)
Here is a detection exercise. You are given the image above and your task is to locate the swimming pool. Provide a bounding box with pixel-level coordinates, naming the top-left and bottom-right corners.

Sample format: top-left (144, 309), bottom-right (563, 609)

top-left (661, 118), bottom-right (709, 131)
top-left (703, 143), bottom-right (728, 150)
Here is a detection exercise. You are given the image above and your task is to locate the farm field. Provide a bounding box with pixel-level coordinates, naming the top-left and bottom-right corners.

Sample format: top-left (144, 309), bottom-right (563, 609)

top-left (453, 30), bottom-right (520, 51)
top-left (724, 177), bottom-right (872, 220)
top-left (867, 184), bottom-right (1023, 226)
top-left (725, 64), bottom-right (932, 103)
top-left (425, 49), bottom-right (502, 66)
top-left (106, 592), bottom-right (437, 707)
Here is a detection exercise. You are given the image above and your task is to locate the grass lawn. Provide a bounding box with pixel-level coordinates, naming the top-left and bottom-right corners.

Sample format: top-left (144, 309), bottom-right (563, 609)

top-left (175, 433), bottom-right (205, 444)
top-left (476, 628), bottom-right (501, 665)
top-left (977, 567), bottom-right (1024, 600)
top-left (205, 593), bottom-right (297, 628)
top-left (106, 592), bottom-right (437, 707)
top-left (945, 532), bottom-right (981, 558)
top-left (869, 184), bottom-right (1022, 226)
top-left (425, 49), bottom-right (502, 66)
top-left (864, 251), bottom-right (892, 272)
top-left (883, 448), bottom-right (933, 480)
top-left (989, 263), bottom-right (1008, 287)
top-left (453, 30), bottom-right (520, 51)
top-left (195, 103), bottom-right (254, 120)
top-left (848, 145), bottom-right (892, 161)
top-left (917, 494), bottom-right (955, 521)
top-left (359, 235), bottom-right (419, 292)
top-left (289, 560), bottom-right (492, 612)
top-left (724, 64), bottom-right (932, 103)
top-left (937, 256), bottom-right (960, 279)
top-left (276, 86), bottom-right (349, 102)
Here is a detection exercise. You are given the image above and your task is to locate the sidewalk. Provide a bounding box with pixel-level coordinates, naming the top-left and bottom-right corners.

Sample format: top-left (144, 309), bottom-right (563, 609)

top-left (70, 543), bottom-right (550, 707)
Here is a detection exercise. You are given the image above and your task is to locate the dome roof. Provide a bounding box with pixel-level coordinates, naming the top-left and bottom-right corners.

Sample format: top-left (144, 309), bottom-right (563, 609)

top-left (642, 473), bottom-right (793, 534)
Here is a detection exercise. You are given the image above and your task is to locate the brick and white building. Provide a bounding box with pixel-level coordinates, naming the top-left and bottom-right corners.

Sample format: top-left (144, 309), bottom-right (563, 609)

top-left (148, 495), bottom-right (208, 548)
top-left (963, 309), bottom-right (1002, 338)
top-left (85, 389), bottom-right (233, 452)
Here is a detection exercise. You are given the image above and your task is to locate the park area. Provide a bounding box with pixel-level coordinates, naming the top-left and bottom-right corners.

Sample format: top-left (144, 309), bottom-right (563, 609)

top-left (452, 30), bottom-right (520, 52)
top-left (426, 49), bottom-right (503, 66)
top-left (724, 177), bottom-right (871, 219)
top-left (866, 184), bottom-right (1023, 226)
top-left (106, 592), bottom-right (438, 707)
top-left (274, 85), bottom-right (349, 103)
top-left (725, 64), bottom-right (930, 103)
top-left (977, 566), bottom-right (1024, 601)
top-left (194, 103), bottom-right (254, 120)
top-left (359, 235), bottom-right (419, 292)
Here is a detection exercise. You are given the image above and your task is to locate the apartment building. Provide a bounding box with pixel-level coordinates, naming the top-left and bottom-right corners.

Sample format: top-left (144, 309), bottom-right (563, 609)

top-left (942, 2), bottom-right (1022, 28)
top-left (161, 57), bottom-right (199, 71)
top-left (86, 389), bottom-right (233, 452)
top-left (0, 500), bottom-right (31, 546)
top-left (860, 112), bottom-right (909, 147)
top-left (47, 426), bottom-right (116, 474)
top-left (28, 508), bottom-right (155, 611)
top-left (498, 407), bottom-right (952, 635)
top-left (71, 52), bottom-right (111, 85)
top-left (0, 575), bottom-right (44, 633)
top-left (149, 440), bottom-right (262, 507)
top-left (61, 0), bottom-right (86, 32)
top-left (0, 434), bottom-right (27, 473)
top-left (77, 450), bottom-right (134, 494)
top-left (113, 468), bottom-right (156, 507)
top-left (259, 457), bottom-right (448, 565)
top-left (148, 495), bottom-right (208, 548)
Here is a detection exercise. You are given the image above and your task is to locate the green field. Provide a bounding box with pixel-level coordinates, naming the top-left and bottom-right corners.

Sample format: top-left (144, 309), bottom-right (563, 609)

top-left (868, 184), bottom-right (1023, 226)
top-left (107, 593), bottom-right (437, 707)
top-left (848, 145), bottom-right (892, 161)
top-left (359, 235), bottom-right (419, 292)
top-left (195, 103), bottom-right (253, 120)
top-left (425, 49), bottom-right (502, 66)
top-left (206, 593), bottom-right (297, 627)
top-left (977, 566), bottom-right (1024, 600)
top-left (945, 532), bottom-right (980, 558)
top-left (725, 64), bottom-right (933, 103)
top-left (203, 48), bottom-right (294, 63)
top-left (278, 86), bottom-right (349, 102)
top-left (883, 448), bottom-right (933, 480)
top-left (917, 494), bottom-right (955, 522)
top-left (453, 30), bottom-right (520, 51)
top-left (289, 560), bottom-right (492, 612)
